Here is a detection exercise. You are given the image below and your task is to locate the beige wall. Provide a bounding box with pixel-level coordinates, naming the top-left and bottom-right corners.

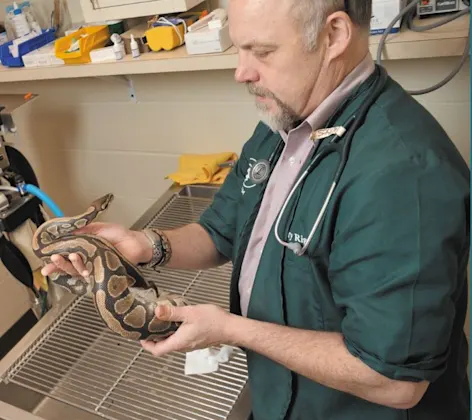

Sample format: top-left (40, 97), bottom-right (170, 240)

top-left (0, 55), bottom-right (469, 336)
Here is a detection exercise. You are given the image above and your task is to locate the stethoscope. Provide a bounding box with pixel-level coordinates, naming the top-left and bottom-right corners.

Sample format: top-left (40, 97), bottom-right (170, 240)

top-left (248, 65), bottom-right (389, 257)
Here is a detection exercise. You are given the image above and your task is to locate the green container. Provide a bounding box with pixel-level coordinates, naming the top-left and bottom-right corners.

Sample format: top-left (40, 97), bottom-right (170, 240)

top-left (106, 20), bottom-right (125, 36)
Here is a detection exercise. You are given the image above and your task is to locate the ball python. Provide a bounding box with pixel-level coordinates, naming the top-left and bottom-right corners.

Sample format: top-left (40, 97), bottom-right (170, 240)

top-left (32, 193), bottom-right (188, 342)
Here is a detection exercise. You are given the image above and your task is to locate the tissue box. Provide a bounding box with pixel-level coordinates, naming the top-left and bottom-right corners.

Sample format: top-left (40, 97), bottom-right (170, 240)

top-left (370, 0), bottom-right (406, 35)
top-left (184, 22), bottom-right (233, 55)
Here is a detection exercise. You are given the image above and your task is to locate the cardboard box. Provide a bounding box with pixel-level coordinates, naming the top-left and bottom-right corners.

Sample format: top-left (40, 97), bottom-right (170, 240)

top-left (120, 22), bottom-right (151, 55)
top-left (370, 0), bottom-right (406, 35)
top-left (184, 22), bottom-right (232, 55)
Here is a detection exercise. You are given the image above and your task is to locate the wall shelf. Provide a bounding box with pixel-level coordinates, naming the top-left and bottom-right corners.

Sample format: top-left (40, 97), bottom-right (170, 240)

top-left (0, 14), bottom-right (469, 84)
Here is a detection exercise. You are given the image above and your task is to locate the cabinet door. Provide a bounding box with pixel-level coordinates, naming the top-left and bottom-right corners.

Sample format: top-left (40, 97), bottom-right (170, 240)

top-left (80, 0), bottom-right (205, 22)
top-left (94, 0), bottom-right (157, 7)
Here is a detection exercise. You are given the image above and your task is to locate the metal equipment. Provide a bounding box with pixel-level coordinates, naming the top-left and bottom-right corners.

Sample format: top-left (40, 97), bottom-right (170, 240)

top-left (0, 184), bottom-right (251, 420)
top-left (0, 95), bottom-right (51, 355)
top-left (0, 96), bottom-right (44, 240)
top-left (417, 0), bottom-right (469, 17)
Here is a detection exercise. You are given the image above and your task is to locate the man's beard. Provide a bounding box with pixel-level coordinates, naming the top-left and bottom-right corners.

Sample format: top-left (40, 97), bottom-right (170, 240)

top-left (247, 83), bottom-right (300, 132)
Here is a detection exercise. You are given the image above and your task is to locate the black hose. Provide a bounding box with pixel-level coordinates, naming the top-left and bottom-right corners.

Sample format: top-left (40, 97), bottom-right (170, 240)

top-left (376, 0), bottom-right (470, 96)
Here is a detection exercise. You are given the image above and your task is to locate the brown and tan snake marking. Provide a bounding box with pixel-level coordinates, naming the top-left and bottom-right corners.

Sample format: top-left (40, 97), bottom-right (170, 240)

top-left (32, 193), bottom-right (187, 342)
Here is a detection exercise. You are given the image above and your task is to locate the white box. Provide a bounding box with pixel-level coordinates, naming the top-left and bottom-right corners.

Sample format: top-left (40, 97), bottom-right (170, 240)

top-left (370, 0), bottom-right (406, 35)
top-left (22, 42), bottom-right (65, 68)
top-left (90, 46), bottom-right (118, 63)
top-left (184, 22), bottom-right (233, 55)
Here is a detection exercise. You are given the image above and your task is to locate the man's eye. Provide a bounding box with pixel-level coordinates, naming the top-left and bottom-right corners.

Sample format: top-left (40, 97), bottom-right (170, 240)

top-left (254, 50), bottom-right (271, 59)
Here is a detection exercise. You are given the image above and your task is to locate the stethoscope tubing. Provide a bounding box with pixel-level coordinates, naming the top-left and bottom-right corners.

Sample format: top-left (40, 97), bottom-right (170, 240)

top-left (274, 66), bottom-right (389, 256)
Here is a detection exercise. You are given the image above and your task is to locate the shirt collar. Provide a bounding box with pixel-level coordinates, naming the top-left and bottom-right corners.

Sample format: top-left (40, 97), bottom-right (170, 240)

top-left (279, 53), bottom-right (376, 142)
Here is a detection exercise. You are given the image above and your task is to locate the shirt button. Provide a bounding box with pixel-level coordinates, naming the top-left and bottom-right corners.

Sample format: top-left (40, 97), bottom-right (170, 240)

top-left (288, 156), bottom-right (296, 166)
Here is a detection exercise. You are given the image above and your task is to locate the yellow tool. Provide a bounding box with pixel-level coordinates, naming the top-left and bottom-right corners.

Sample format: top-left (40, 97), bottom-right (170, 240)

top-left (145, 12), bottom-right (201, 52)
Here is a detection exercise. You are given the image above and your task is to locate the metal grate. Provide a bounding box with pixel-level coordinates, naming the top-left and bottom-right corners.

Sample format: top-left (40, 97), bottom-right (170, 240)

top-left (145, 194), bottom-right (213, 230)
top-left (140, 192), bottom-right (234, 310)
top-left (4, 189), bottom-right (248, 420)
top-left (142, 264), bottom-right (234, 311)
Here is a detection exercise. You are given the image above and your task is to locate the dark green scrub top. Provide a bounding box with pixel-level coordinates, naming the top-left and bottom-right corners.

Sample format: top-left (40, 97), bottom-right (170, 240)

top-left (198, 67), bottom-right (470, 420)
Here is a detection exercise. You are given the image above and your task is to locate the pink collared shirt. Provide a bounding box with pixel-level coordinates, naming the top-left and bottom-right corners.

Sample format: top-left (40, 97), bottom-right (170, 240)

top-left (238, 54), bottom-right (376, 317)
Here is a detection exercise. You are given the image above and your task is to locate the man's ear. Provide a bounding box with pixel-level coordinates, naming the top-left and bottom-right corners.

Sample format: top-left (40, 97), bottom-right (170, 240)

top-left (323, 11), bottom-right (353, 62)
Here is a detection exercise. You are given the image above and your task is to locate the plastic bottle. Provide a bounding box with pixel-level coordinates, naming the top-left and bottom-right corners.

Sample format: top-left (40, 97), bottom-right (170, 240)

top-left (3, 11), bottom-right (14, 41)
top-left (130, 34), bottom-right (140, 58)
top-left (112, 36), bottom-right (123, 60)
top-left (11, 2), bottom-right (31, 38)
top-left (111, 33), bottom-right (125, 60)
top-left (22, 1), bottom-right (41, 33)
top-left (0, 23), bottom-right (8, 46)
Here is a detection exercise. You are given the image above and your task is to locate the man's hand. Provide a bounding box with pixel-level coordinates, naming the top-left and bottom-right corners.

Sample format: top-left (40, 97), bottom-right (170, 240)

top-left (41, 222), bottom-right (152, 278)
top-left (141, 304), bottom-right (233, 356)
top-left (41, 222), bottom-right (227, 280)
top-left (141, 307), bottom-right (428, 410)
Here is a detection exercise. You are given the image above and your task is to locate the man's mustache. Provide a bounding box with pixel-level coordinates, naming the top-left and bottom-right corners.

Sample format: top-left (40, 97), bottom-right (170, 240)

top-left (246, 83), bottom-right (277, 99)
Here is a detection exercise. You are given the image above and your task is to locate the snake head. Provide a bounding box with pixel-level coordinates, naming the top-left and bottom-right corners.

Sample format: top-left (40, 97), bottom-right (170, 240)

top-left (103, 193), bottom-right (114, 209)
top-left (93, 193), bottom-right (114, 211)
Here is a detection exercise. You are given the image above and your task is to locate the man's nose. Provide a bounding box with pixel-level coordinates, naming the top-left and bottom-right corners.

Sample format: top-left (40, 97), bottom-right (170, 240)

top-left (235, 58), bottom-right (259, 84)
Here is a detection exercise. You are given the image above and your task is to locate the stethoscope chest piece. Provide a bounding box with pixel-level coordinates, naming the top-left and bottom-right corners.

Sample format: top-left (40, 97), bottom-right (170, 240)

top-left (250, 159), bottom-right (271, 184)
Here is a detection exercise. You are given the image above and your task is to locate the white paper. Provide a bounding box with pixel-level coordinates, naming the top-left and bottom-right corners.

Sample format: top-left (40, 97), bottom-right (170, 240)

top-left (185, 346), bottom-right (234, 376)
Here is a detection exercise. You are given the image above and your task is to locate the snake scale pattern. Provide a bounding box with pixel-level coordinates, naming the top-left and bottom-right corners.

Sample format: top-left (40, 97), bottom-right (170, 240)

top-left (32, 193), bottom-right (188, 342)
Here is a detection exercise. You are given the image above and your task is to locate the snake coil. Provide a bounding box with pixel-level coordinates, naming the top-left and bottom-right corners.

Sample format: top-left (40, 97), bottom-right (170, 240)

top-left (32, 193), bottom-right (187, 342)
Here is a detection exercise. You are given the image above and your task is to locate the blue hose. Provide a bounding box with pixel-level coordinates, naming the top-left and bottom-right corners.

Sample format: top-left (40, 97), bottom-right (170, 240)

top-left (22, 184), bottom-right (64, 217)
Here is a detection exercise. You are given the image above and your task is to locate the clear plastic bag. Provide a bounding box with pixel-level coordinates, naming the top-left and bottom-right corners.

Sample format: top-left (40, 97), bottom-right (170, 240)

top-left (4, 1), bottom-right (42, 39)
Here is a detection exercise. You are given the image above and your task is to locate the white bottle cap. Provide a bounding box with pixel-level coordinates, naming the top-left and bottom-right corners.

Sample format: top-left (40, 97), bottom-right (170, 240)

top-left (110, 33), bottom-right (122, 44)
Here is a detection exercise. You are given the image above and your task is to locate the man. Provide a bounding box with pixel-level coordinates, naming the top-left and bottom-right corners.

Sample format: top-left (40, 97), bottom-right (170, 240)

top-left (42, 0), bottom-right (470, 419)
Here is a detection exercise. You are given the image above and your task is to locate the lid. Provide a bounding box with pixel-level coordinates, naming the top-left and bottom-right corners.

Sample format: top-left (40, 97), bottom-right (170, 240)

top-left (6, 1), bottom-right (27, 13)
top-left (11, 1), bottom-right (24, 14)
top-left (110, 33), bottom-right (122, 44)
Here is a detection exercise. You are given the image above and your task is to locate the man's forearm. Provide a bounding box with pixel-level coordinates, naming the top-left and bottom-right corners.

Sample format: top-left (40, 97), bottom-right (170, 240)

top-left (225, 315), bottom-right (428, 410)
top-left (137, 223), bottom-right (227, 270)
top-left (164, 223), bottom-right (227, 269)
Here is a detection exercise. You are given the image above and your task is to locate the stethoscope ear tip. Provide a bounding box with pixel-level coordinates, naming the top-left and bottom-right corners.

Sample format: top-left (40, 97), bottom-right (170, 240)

top-left (287, 242), bottom-right (303, 256)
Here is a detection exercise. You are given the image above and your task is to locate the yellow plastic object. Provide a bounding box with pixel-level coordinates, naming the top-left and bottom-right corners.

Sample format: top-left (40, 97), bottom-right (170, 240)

top-left (145, 15), bottom-right (199, 52)
top-left (55, 25), bottom-right (110, 64)
top-left (33, 269), bottom-right (48, 292)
